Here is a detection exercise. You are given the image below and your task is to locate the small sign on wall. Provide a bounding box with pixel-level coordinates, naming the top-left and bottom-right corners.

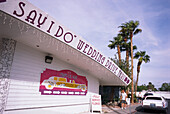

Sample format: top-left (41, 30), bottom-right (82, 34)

top-left (39, 69), bottom-right (88, 95)
top-left (91, 94), bottom-right (102, 113)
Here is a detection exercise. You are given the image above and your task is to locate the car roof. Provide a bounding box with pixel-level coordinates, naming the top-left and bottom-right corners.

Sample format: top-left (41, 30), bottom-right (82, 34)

top-left (145, 95), bottom-right (162, 98)
top-left (145, 92), bottom-right (153, 94)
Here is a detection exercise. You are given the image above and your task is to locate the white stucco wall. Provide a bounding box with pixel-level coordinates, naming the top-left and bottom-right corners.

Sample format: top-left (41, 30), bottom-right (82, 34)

top-left (5, 42), bottom-right (99, 114)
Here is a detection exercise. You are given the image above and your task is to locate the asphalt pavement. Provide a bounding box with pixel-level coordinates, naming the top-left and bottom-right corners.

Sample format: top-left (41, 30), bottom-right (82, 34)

top-left (100, 99), bottom-right (170, 114)
top-left (81, 99), bottom-right (170, 114)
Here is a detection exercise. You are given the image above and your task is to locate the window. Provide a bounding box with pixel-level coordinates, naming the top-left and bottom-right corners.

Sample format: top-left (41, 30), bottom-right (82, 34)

top-left (146, 97), bottom-right (162, 100)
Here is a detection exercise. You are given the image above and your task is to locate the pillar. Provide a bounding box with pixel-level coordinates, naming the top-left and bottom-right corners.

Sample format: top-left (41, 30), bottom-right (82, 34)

top-left (0, 38), bottom-right (16, 114)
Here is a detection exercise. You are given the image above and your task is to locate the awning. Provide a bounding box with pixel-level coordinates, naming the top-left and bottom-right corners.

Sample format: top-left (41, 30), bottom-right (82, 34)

top-left (0, 0), bottom-right (131, 86)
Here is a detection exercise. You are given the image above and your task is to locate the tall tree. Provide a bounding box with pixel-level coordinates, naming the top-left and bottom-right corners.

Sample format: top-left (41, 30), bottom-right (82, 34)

top-left (110, 56), bottom-right (130, 75)
top-left (134, 51), bottom-right (150, 95)
top-left (121, 42), bottom-right (137, 75)
top-left (124, 20), bottom-right (142, 103)
top-left (159, 83), bottom-right (170, 91)
top-left (119, 25), bottom-right (130, 68)
top-left (137, 84), bottom-right (147, 91)
top-left (147, 82), bottom-right (156, 91)
top-left (108, 34), bottom-right (123, 64)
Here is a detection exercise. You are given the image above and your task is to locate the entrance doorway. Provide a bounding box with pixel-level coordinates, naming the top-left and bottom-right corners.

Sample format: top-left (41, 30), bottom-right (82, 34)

top-left (99, 86), bottom-right (121, 105)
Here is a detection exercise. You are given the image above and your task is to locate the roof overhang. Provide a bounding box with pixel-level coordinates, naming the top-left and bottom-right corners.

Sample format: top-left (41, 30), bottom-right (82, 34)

top-left (0, 0), bottom-right (131, 86)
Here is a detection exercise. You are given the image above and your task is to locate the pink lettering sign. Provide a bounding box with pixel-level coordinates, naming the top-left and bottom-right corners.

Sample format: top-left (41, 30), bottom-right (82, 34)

top-left (39, 69), bottom-right (88, 95)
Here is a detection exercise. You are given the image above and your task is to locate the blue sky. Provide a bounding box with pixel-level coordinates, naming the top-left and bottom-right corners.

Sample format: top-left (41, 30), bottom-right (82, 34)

top-left (28, 0), bottom-right (170, 89)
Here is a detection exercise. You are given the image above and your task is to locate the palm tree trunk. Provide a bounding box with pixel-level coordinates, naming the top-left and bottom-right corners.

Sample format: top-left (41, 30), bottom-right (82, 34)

top-left (125, 38), bottom-right (130, 95)
top-left (135, 63), bottom-right (141, 95)
top-left (117, 45), bottom-right (121, 64)
top-left (130, 32), bottom-right (134, 104)
top-left (135, 72), bottom-right (139, 95)
top-left (126, 50), bottom-right (129, 69)
top-left (135, 67), bottom-right (140, 96)
top-left (124, 37), bottom-right (129, 71)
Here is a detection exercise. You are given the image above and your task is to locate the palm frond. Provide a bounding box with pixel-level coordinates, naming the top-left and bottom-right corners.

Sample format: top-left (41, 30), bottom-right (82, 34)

top-left (134, 29), bottom-right (142, 35)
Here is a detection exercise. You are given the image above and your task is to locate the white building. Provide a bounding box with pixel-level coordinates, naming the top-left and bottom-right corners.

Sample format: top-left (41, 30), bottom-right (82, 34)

top-left (0, 0), bottom-right (131, 114)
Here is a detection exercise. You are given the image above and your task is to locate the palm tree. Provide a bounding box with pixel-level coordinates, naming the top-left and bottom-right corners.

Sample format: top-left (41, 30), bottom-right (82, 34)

top-left (121, 42), bottom-right (137, 74)
top-left (122, 42), bottom-right (137, 63)
top-left (121, 42), bottom-right (137, 95)
top-left (125, 20), bottom-right (142, 103)
top-left (134, 51), bottom-right (150, 95)
top-left (119, 23), bottom-right (130, 68)
top-left (108, 34), bottom-right (123, 64)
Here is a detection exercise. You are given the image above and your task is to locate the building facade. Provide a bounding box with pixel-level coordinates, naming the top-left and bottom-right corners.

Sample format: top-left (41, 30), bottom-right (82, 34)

top-left (0, 0), bottom-right (131, 114)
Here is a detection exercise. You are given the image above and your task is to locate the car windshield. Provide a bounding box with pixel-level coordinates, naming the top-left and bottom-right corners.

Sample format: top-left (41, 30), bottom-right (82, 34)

top-left (146, 97), bottom-right (162, 100)
top-left (144, 93), bottom-right (153, 96)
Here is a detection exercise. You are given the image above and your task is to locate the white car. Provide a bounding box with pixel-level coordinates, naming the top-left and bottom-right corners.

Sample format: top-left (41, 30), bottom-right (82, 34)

top-left (143, 92), bottom-right (154, 99)
top-left (142, 95), bottom-right (168, 113)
